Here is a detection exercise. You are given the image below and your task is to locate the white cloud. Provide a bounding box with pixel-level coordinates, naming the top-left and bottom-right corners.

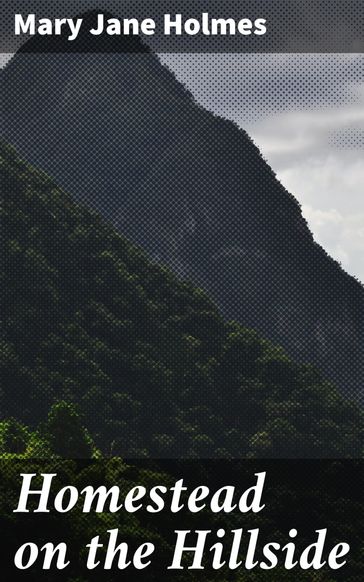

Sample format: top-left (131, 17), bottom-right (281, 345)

top-left (301, 205), bottom-right (364, 281)
top-left (0, 53), bottom-right (11, 67)
top-left (245, 101), bottom-right (364, 283)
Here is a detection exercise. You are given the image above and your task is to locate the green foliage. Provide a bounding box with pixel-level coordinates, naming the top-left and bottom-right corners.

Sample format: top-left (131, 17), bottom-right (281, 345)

top-left (0, 403), bottom-right (98, 459)
top-left (0, 418), bottom-right (29, 455)
top-left (1, 142), bottom-right (363, 458)
top-left (43, 401), bottom-right (95, 458)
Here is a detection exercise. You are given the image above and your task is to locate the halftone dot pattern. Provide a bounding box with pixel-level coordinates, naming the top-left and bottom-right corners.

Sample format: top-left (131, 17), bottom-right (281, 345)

top-left (159, 54), bottom-right (364, 124)
top-left (329, 128), bottom-right (364, 149)
top-left (1, 21), bottom-right (363, 458)
top-left (1, 1), bottom-right (364, 53)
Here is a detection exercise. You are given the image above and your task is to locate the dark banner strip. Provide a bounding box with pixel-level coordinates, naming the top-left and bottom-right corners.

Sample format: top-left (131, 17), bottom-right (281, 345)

top-left (1, 1), bottom-right (364, 53)
top-left (0, 459), bottom-right (363, 580)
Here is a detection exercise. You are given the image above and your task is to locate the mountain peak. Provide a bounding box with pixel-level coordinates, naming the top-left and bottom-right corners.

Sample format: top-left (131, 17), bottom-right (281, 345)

top-left (2, 43), bottom-right (363, 399)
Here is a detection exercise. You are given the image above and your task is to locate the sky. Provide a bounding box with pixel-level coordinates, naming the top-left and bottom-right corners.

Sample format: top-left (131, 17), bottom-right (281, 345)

top-left (160, 54), bottom-right (364, 284)
top-left (1, 52), bottom-right (363, 283)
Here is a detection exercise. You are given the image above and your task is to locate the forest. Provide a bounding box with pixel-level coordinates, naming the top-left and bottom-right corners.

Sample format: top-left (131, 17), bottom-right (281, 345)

top-left (1, 140), bottom-right (363, 459)
top-left (1, 141), bottom-right (364, 581)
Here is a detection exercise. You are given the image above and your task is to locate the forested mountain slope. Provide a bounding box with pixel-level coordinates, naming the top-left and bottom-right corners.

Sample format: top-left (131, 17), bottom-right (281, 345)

top-left (2, 142), bottom-right (362, 457)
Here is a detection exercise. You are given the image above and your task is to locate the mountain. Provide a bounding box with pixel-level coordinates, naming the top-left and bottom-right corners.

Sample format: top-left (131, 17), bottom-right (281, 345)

top-left (1, 11), bottom-right (363, 398)
top-left (2, 141), bottom-right (363, 457)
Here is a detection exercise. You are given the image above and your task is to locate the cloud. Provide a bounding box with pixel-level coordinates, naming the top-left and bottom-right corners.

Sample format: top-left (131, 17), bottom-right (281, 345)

top-left (302, 205), bottom-right (364, 282)
top-left (160, 54), bottom-right (364, 123)
top-left (247, 104), bottom-right (364, 282)
top-left (0, 53), bottom-right (11, 67)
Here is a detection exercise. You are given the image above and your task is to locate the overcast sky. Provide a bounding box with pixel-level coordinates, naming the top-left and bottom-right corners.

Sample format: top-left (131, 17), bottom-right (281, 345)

top-left (1, 52), bottom-right (363, 283)
top-left (161, 54), bottom-right (364, 284)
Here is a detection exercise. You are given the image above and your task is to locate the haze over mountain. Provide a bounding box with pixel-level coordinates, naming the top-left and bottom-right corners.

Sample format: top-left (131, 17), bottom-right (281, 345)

top-left (1, 11), bottom-right (363, 398)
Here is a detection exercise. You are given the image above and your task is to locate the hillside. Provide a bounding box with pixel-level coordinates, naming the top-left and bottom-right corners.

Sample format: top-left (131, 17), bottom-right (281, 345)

top-left (1, 142), bottom-right (362, 458)
top-left (1, 15), bottom-right (363, 398)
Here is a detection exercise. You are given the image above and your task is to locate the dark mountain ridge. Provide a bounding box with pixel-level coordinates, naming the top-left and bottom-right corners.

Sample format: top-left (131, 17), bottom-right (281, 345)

top-left (1, 17), bottom-right (363, 398)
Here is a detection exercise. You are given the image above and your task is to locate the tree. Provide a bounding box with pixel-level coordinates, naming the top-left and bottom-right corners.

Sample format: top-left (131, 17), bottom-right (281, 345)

top-left (0, 418), bottom-right (29, 455)
top-left (43, 401), bottom-right (94, 457)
